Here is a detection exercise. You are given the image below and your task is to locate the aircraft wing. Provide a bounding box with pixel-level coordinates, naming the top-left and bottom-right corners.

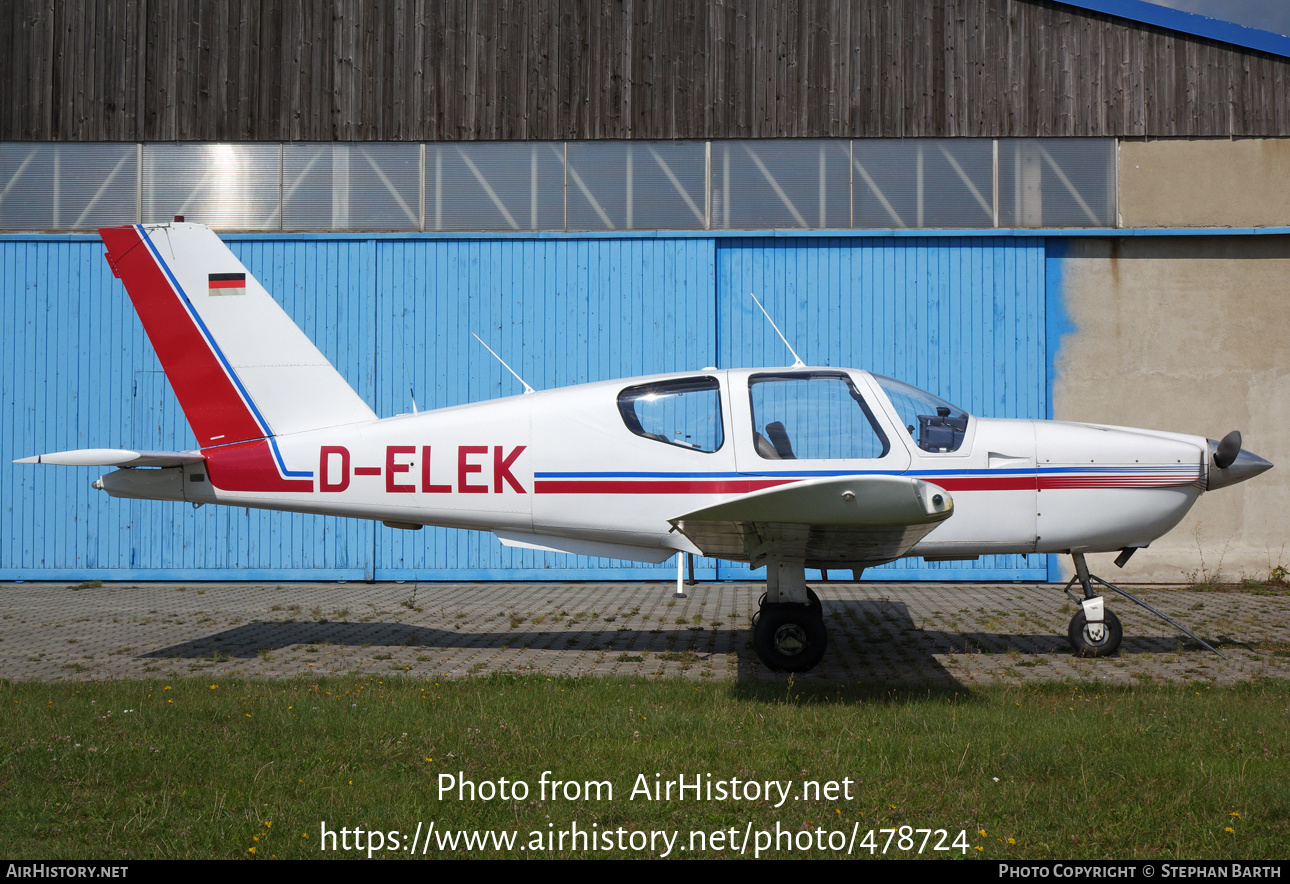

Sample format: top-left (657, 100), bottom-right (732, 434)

top-left (14, 448), bottom-right (205, 468)
top-left (669, 474), bottom-right (953, 567)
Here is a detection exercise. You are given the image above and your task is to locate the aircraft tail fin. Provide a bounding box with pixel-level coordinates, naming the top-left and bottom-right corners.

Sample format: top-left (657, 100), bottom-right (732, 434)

top-left (99, 222), bottom-right (376, 450)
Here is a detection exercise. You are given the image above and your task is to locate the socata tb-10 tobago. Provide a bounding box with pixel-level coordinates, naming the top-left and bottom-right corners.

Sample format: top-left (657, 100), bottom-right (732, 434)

top-left (18, 221), bottom-right (1273, 672)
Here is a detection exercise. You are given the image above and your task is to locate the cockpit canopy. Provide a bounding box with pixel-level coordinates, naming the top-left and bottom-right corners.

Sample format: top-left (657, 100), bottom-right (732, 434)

top-left (615, 370), bottom-right (972, 457)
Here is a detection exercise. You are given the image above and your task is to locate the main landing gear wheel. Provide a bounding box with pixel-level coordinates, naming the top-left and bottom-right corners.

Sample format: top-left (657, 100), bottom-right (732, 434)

top-left (753, 603), bottom-right (828, 672)
top-left (754, 588), bottom-right (822, 626)
top-left (1068, 608), bottom-right (1123, 658)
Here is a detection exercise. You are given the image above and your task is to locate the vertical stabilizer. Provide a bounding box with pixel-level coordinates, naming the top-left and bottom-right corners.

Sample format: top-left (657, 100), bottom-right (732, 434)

top-left (100, 222), bottom-right (377, 449)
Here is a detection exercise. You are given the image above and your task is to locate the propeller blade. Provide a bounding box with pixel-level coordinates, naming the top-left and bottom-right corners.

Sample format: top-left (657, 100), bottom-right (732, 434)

top-left (1214, 430), bottom-right (1242, 470)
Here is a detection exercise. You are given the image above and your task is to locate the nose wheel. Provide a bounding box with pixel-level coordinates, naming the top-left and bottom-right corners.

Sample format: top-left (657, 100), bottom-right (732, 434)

top-left (1068, 607), bottom-right (1123, 657)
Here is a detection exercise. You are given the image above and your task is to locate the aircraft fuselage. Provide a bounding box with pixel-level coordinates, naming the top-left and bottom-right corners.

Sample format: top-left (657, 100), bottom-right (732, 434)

top-left (97, 367), bottom-right (1221, 566)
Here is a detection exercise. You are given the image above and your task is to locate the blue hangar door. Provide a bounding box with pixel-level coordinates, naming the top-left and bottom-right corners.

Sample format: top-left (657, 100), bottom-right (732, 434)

top-left (0, 234), bottom-right (1048, 581)
top-left (713, 237), bottom-right (1049, 581)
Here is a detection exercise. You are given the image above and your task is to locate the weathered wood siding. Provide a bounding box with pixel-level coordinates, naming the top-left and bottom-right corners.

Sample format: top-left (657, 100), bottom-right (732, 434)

top-left (4, 0), bottom-right (1288, 141)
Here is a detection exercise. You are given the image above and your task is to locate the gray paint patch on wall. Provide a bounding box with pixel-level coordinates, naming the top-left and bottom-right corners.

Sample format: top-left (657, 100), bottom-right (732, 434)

top-left (1054, 236), bottom-right (1290, 582)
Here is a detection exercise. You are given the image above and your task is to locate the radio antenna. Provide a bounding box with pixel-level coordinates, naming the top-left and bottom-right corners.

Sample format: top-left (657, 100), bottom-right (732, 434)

top-left (748, 292), bottom-right (805, 368)
top-left (471, 333), bottom-right (536, 394)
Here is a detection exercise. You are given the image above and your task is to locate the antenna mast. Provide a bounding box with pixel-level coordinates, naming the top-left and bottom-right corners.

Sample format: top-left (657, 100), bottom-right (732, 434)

top-left (471, 333), bottom-right (536, 394)
top-left (748, 292), bottom-right (805, 368)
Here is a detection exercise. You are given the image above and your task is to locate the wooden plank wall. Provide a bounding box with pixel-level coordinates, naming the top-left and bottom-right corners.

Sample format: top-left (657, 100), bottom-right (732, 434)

top-left (3, 0), bottom-right (1288, 141)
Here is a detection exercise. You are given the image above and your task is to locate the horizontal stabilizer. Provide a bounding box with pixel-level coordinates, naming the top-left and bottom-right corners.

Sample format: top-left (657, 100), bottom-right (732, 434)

top-left (14, 448), bottom-right (204, 468)
top-left (669, 474), bottom-right (953, 567)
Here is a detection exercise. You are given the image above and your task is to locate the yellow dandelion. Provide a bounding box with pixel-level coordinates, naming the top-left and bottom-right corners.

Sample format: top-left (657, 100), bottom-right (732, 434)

top-left (248, 847), bottom-right (256, 854)
top-left (1225, 827), bottom-right (1234, 834)
top-left (979, 829), bottom-right (987, 837)
top-left (264, 821), bottom-right (272, 828)
top-left (209, 684), bottom-right (218, 690)
top-left (1231, 812), bottom-right (1242, 818)
top-left (1008, 838), bottom-right (1016, 844)
top-left (301, 833), bottom-right (309, 839)
top-left (253, 836), bottom-right (259, 842)
top-left (974, 845), bottom-right (983, 851)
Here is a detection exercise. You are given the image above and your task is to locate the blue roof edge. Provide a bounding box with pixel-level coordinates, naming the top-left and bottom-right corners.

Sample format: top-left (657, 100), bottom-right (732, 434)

top-left (1053, 0), bottom-right (1290, 59)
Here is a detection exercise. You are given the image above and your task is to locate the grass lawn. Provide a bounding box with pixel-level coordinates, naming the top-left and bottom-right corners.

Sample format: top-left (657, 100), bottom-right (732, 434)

top-left (1, 675), bottom-right (1286, 859)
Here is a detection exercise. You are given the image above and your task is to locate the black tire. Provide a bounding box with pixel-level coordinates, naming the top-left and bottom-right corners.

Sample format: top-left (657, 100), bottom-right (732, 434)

top-left (753, 604), bottom-right (828, 672)
top-left (806, 587), bottom-right (823, 616)
top-left (1068, 608), bottom-right (1123, 658)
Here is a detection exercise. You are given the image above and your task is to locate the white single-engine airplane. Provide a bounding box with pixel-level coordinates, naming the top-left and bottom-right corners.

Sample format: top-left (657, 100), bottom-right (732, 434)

top-left (18, 221), bottom-right (1273, 672)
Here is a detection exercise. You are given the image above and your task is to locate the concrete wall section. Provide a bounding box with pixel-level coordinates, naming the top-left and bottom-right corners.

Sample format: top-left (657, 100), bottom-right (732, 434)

top-left (1119, 139), bottom-right (1290, 228)
top-left (1053, 236), bottom-right (1290, 582)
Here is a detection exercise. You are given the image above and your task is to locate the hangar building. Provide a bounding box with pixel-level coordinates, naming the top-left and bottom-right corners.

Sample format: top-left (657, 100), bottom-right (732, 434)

top-left (2, 0), bottom-right (1287, 583)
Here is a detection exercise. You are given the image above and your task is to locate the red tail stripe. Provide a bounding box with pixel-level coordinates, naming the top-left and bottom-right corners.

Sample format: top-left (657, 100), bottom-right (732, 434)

top-left (202, 439), bottom-right (311, 492)
top-left (100, 225), bottom-right (263, 448)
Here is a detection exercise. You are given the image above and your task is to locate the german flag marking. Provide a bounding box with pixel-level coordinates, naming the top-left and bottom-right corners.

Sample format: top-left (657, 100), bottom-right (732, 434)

top-left (208, 272), bottom-right (246, 295)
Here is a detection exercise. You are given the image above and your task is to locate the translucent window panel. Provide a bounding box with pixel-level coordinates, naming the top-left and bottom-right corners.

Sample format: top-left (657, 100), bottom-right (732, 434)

top-left (748, 372), bottom-right (889, 460)
top-left (143, 143), bottom-right (281, 230)
top-left (284, 144), bottom-right (420, 231)
top-left (427, 142), bottom-right (564, 231)
top-left (712, 141), bottom-right (851, 229)
top-left (0, 143), bottom-right (138, 230)
top-left (567, 141), bottom-right (706, 230)
top-left (852, 139), bottom-right (994, 228)
top-left (999, 139), bottom-right (1115, 228)
top-left (618, 376), bottom-right (724, 452)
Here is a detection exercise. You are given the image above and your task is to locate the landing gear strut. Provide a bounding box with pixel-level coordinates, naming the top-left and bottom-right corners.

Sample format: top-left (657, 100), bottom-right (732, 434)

top-left (1065, 553), bottom-right (1123, 657)
top-left (752, 562), bottom-right (828, 672)
top-left (1062, 552), bottom-right (1225, 659)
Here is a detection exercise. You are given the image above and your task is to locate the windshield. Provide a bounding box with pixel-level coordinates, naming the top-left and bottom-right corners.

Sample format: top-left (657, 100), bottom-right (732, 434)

top-left (871, 375), bottom-right (970, 453)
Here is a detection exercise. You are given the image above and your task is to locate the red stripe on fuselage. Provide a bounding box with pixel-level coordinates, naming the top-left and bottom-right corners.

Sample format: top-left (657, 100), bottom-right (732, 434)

top-left (533, 473), bottom-right (1198, 495)
top-left (100, 225), bottom-right (263, 449)
top-left (929, 476), bottom-right (1037, 491)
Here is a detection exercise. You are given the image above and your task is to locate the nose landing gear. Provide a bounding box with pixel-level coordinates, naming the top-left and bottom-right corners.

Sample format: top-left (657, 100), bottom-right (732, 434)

top-left (1062, 552), bottom-right (1224, 659)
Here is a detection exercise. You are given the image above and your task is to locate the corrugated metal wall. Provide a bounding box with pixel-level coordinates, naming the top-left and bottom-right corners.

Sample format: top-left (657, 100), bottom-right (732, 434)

top-left (1, 233), bottom-right (1047, 581)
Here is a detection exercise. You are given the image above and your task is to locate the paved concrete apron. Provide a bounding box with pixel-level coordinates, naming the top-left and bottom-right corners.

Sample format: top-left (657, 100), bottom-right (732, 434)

top-left (2, 582), bottom-right (1287, 685)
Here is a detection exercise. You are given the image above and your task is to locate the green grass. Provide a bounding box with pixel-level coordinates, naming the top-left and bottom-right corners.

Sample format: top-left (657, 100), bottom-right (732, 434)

top-left (1, 676), bottom-right (1286, 859)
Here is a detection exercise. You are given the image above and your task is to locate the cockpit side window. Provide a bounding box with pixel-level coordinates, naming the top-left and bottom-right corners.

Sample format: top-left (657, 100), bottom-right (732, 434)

top-left (871, 375), bottom-right (970, 453)
top-left (748, 372), bottom-right (889, 460)
top-left (617, 376), bottom-right (724, 453)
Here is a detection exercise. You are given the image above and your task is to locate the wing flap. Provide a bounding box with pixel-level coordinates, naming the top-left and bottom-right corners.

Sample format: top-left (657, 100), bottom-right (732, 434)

top-left (14, 448), bottom-right (205, 468)
top-left (669, 474), bottom-right (953, 567)
top-left (494, 530), bottom-right (678, 564)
